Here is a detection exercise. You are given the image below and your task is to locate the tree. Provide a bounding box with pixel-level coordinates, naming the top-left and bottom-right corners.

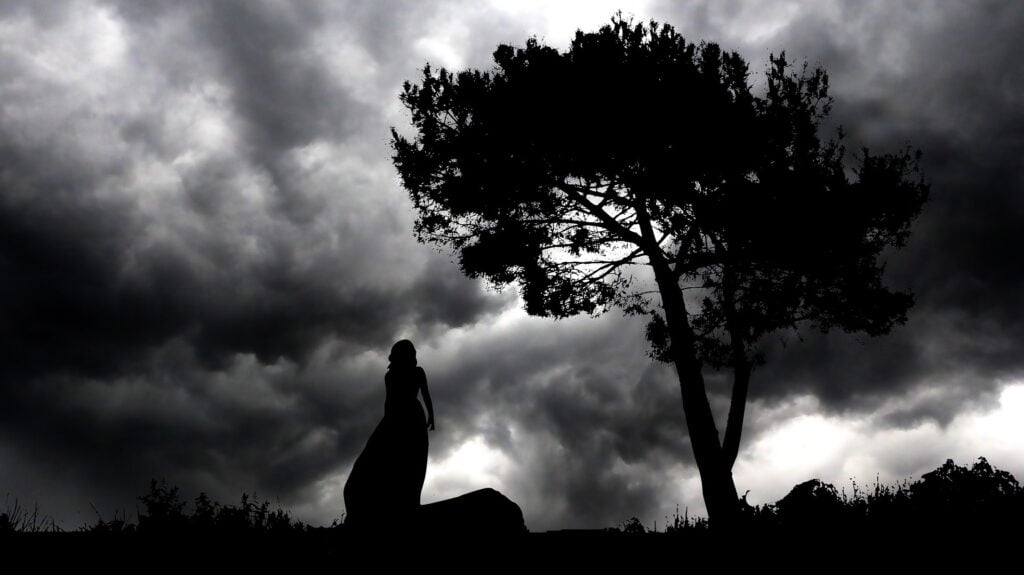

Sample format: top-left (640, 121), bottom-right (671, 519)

top-left (391, 16), bottom-right (928, 527)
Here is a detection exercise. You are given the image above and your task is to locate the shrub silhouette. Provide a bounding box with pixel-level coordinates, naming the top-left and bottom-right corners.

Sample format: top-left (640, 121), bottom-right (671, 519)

top-left (774, 479), bottom-right (846, 530)
top-left (137, 479), bottom-right (188, 533)
top-left (908, 457), bottom-right (1023, 527)
top-left (655, 456), bottom-right (1023, 535)
top-left (86, 505), bottom-right (133, 534)
top-left (620, 516), bottom-right (647, 535)
top-left (135, 479), bottom-right (305, 535)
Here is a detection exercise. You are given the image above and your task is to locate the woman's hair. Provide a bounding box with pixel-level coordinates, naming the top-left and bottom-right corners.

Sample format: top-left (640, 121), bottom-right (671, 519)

top-left (388, 339), bottom-right (417, 369)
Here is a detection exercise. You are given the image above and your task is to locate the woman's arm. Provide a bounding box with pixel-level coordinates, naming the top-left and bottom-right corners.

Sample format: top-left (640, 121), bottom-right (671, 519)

top-left (419, 368), bottom-right (435, 431)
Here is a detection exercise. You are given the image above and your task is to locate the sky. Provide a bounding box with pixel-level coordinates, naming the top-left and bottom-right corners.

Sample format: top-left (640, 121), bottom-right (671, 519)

top-left (1, 0), bottom-right (1022, 532)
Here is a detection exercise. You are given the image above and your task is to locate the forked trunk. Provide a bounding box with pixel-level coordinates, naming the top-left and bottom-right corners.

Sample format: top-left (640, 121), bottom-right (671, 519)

top-left (654, 266), bottom-right (740, 529)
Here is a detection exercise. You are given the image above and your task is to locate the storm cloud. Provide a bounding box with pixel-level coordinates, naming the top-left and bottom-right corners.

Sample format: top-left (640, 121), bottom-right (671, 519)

top-left (0, 1), bottom-right (1022, 531)
top-left (656, 0), bottom-right (1024, 421)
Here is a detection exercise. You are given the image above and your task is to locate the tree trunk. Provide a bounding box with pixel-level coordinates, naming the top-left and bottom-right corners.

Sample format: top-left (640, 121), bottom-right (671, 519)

top-left (719, 254), bottom-right (752, 472)
top-left (653, 265), bottom-right (740, 528)
top-left (722, 360), bottom-right (751, 470)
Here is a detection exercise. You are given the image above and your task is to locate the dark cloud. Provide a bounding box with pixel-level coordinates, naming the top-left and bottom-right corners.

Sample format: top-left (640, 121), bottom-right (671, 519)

top-left (1, 0), bottom-right (1022, 532)
top-left (0, 0), bottom-right (510, 526)
top-left (651, 0), bottom-right (1024, 425)
top-left (411, 314), bottom-right (692, 529)
top-left (0, 0), bottom-right (508, 376)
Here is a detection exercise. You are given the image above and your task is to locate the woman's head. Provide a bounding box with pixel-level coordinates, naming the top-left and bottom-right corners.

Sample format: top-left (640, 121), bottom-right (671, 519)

top-left (388, 339), bottom-right (417, 369)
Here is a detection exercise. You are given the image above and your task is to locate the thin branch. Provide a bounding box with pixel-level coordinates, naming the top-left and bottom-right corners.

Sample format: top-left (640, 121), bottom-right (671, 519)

top-left (540, 241), bottom-right (619, 251)
top-left (526, 217), bottom-right (611, 229)
top-left (558, 183), bottom-right (653, 248)
top-left (559, 256), bottom-right (642, 266)
top-left (574, 247), bottom-right (644, 279)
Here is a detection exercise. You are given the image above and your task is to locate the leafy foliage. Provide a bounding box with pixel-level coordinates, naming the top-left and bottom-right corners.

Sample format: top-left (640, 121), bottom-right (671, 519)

top-left (392, 15), bottom-right (928, 368)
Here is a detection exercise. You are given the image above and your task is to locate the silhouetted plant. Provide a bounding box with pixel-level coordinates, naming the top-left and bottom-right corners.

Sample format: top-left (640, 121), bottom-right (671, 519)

top-left (774, 479), bottom-right (847, 530)
top-left (908, 457), bottom-right (1023, 527)
top-left (134, 479), bottom-right (305, 534)
top-left (392, 13), bottom-right (929, 527)
top-left (5, 458), bottom-right (1019, 539)
top-left (665, 505), bottom-right (709, 533)
top-left (659, 457), bottom-right (1023, 535)
top-left (857, 476), bottom-right (912, 529)
top-left (137, 478), bottom-right (188, 533)
top-left (620, 516), bottom-right (647, 534)
top-left (191, 491), bottom-right (217, 531)
top-left (86, 504), bottom-right (134, 534)
top-left (2, 495), bottom-right (60, 533)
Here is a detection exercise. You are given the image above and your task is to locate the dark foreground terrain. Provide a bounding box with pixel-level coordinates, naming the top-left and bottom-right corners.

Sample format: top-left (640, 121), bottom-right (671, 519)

top-left (3, 457), bottom-right (1021, 567)
top-left (4, 526), bottom-right (1020, 570)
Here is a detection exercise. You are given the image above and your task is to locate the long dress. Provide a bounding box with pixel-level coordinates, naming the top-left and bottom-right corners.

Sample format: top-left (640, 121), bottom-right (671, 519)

top-left (344, 365), bottom-right (428, 527)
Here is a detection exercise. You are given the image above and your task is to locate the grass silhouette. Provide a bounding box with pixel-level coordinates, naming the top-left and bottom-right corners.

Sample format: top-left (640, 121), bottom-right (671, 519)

top-left (608, 457), bottom-right (1023, 536)
top-left (131, 479), bottom-right (308, 535)
top-left (2, 456), bottom-right (1020, 535)
top-left (1, 495), bottom-right (60, 533)
top-left (2, 456), bottom-right (1021, 564)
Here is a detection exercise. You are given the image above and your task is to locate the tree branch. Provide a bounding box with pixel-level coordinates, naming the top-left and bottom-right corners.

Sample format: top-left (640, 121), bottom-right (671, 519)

top-left (556, 183), bottom-right (650, 249)
top-left (527, 217), bottom-right (617, 230)
top-left (722, 361), bottom-right (751, 470)
top-left (708, 232), bottom-right (753, 471)
top-left (573, 248), bottom-right (644, 282)
top-left (630, 194), bottom-right (670, 266)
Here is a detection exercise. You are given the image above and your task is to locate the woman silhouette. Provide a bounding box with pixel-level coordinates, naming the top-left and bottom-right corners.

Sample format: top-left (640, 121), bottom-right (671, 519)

top-left (344, 340), bottom-right (435, 528)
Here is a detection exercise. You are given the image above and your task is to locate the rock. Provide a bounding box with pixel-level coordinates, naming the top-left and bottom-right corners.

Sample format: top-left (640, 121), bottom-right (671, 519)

top-left (416, 488), bottom-right (528, 535)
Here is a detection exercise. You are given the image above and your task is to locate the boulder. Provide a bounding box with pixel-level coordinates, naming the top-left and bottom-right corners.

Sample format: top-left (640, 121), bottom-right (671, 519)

top-left (416, 488), bottom-right (528, 535)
